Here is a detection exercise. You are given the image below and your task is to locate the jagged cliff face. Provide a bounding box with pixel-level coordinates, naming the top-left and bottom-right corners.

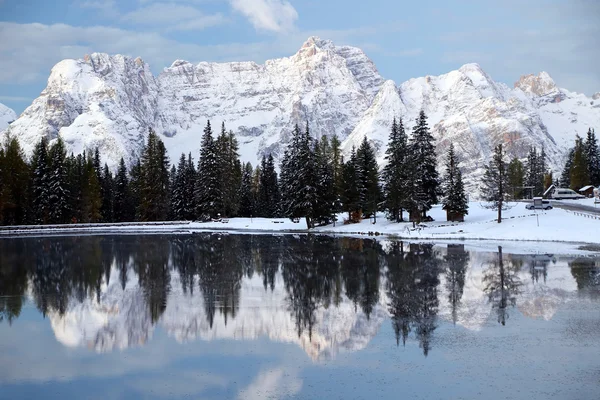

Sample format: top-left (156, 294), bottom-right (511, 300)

top-left (0, 103), bottom-right (16, 131)
top-left (3, 37), bottom-right (599, 186)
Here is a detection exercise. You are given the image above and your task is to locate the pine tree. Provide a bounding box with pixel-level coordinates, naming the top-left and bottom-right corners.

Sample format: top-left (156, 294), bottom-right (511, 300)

top-left (560, 147), bottom-right (575, 188)
top-left (215, 125), bottom-right (242, 217)
top-left (382, 118), bottom-right (412, 222)
top-left (279, 123), bottom-right (319, 228)
top-left (100, 164), bottom-right (114, 222)
top-left (570, 135), bottom-right (590, 191)
top-left (258, 154), bottom-right (280, 217)
top-left (195, 120), bottom-right (222, 220)
top-left (239, 162), bottom-right (255, 217)
top-left (330, 133), bottom-right (344, 212)
top-left (507, 157), bottom-right (525, 200)
top-left (355, 136), bottom-right (381, 222)
top-left (0, 135), bottom-right (29, 225)
top-left (341, 146), bottom-right (360, 221)
top-left (129, 159), bottom-right (142, 221)
top-left (410, 111), bottom-right (440, 219)
top-left (584, 128), bottom-right (600, 186)
top-left (113, 157), bottom-right (132, 222)
top-left (171, 153), bottom-right (187, 220)
top-left (313, 136), bottom-right (335, 225)
top-left (139, 128), bottom-right (170, 221)
top-left (47, 138), bottom-right (70, 224)
top-left (30, 137), bottom-right (51, 224)
top-left (80, 154), bottom-right (102, 222)
top-left (441, 144), bottom-right (468, 220)
top-left (480, 144), bottom-right (510, 223)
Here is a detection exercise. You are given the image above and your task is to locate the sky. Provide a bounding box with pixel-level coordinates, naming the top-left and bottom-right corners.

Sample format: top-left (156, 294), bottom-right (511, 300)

top-left (0, 0), bottom-right (598, 114)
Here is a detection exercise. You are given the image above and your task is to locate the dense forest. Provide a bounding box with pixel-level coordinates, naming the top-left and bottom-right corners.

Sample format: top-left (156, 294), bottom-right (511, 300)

top-left (0, 110), bottom-right (597, 227)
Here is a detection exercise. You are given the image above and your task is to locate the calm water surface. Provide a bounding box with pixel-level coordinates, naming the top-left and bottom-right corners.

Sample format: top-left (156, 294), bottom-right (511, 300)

top-left (0, 234), bottom-right (599, 399)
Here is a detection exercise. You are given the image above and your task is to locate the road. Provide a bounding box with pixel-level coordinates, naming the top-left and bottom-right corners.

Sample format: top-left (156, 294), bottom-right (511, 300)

top-left (551, 200), bottom-right (600, 215)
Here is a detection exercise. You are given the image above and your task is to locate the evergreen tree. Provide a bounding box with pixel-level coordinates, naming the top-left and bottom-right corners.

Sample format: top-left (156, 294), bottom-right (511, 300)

top-left (0, 135), bottom-right (30, 225)
top-left (129, 159), bottom-right (142, 221)
top-left (584, 128), bottom-right (600, 186)
top-left (113, 157), bottom-right (132, 222)
top-left (330, 133), bottom-right (344, 212)
top-left (184, 153), bottom-right (197, 220)
top-left (279, 123), bottom-right (319, 228)
top-left (100, 164), bottom-right (114, 222)
top-left (382, 118), bottom-right (412, 222)
top-left (480, 144), bottom-right (510, 223)
top-left (30, 137), bottom-right (51, 224)
top-left (524, 147), bottom-right (546, 197)
top-left (410, 111), bottom-right (439, 219)
top-left (239, 162), bottom-right (255, 217)
top-left (341, 146), bottom-right (360, 221)
top-left (313, 136), bottom-right (336, 225)
top-left (258, 154), bottom-right (280, 217)
top-left (47, 138), bottom-right (70, 224)
top-left (507, 157), bottom-right (525, 199)
top-left (355, 136), bottom-right (381, 222)
top-left (215, 125), bottom-right (242, 217)
top-left (171, 153), bottom-right (187, 220)
top-left (441, 143), bottom-right (468, 220)
top-left (80, 154), bottom-right (102, 222)
top-left (195, 120), bottom-right (222, 220)
top-left (570, 135), bottom-right (590, 191)
top-left (560, 147), bottom-right (575, 188)
top-left (139, 128), bottom-right (170, 221)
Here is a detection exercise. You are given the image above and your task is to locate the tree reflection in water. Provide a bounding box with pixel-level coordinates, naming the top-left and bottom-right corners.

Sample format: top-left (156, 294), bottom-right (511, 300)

top-left (1, 236), bottom-right (591, 356)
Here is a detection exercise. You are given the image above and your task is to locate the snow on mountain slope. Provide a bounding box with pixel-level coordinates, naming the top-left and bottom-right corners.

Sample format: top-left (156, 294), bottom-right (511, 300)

top-left (0, 103), bottom-right (16, 131)
top-left (343, 64), bottom-right (598, 190)
top-left (2, 38), bottom-right (599, 179)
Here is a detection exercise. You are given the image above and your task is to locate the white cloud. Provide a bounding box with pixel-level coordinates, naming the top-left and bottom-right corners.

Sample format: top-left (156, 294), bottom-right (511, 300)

top-left (229, 0), bottom-right (298, 33)
top-left (122, 3), bottom-right (227, 31)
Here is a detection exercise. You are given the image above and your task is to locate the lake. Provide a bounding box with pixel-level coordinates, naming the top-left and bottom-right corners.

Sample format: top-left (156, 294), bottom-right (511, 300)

top-left (0, 234), bottom-right (599, 399)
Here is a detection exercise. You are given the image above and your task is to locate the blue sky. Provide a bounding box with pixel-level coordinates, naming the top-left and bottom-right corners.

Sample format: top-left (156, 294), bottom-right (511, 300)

top-left (0, 0), bottom-right (598, 114)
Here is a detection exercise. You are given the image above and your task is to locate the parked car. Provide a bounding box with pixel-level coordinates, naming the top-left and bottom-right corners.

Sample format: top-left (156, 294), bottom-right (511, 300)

top-left (549, 188), bottom-right (585, 200)
top-left (526, 197), bottom-right (553, 210)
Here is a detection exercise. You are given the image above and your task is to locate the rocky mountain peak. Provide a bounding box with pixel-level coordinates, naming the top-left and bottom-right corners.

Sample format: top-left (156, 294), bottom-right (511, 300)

top-left (0, 103), bottom-right (17, 130)
top-left (514, 71), bottom-right (558, 97)
top-left (593, 92), bottom-right (600, 100)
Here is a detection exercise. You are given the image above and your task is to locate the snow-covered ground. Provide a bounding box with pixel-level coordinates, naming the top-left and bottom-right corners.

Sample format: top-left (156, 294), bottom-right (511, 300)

top-left (2, 201), bottom-right (600, 247)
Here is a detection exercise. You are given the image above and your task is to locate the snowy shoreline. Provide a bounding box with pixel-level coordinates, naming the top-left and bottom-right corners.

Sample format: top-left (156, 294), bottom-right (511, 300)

top-left (1, 201), bottom-right (600, 253)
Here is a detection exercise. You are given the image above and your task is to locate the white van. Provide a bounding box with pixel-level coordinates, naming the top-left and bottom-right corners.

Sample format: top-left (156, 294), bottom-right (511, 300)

top-left (550, 188), bottom-right (585, 200)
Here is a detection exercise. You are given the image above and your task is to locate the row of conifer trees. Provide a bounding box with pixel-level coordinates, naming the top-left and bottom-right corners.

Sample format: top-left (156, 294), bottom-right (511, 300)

top-left (0, 111), bottom-right (470, 226)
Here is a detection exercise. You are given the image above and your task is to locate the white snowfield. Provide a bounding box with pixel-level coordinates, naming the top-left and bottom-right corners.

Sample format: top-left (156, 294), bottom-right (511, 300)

top-left (2, 201), bottom-right (600, 247)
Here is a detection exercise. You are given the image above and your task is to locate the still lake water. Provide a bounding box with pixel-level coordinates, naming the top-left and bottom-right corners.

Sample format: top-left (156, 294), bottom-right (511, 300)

top-left (0, 234), bottom-right (599, 400)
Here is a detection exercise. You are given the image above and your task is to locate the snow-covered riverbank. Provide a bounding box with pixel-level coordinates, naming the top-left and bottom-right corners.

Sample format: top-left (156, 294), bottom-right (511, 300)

top-left (1, 201), bottom-right (599, 247)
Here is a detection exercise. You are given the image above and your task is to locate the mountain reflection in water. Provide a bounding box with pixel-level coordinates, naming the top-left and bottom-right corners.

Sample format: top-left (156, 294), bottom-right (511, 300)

top-left (1, 234), bottom-right (599, 361)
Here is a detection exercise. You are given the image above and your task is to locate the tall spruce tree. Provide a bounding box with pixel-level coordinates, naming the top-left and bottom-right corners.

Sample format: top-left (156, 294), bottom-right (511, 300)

top-left (258, 154), bottom-right (280, 217)
top-left (195, 120), bottom-right (222, 220)
top-left (480, 144), bottom-right (510, 223)
top-left (101, 164), bottom-right (115, 222)
top-left (560, 147), bottom-right (575, 188)
top-left (30, 137), bottom-right (51, 224)
top-left (382, 118), bottom-right (412, 222)
top-left (313, 136), bottom-right (336, 225)
top-left (330, 133), bottom-right (344, 212)
top-left (584, 128), bottom-right (600, 186)
top-left (279, 123), bottom-right (319, 228)
top-left (129, 159), bottom-right (142, 221)
top-left (47, 138), bottom-right (70, 224)
top-left (184, 153), bottom-right (197, 220)
top-left (80, 154), bottom-right (102, 222)
top-left (139, 128), bottom-right (170, 221)
top-left (239, 162), bottom-right (255, 217)
top-left (410, 111), bottom-right (439, 219)
top-left (441, 143), bottom-right (468, 220)
top-left (341, 146), bottom-right (360, 221)
top-left (216, 124), bottom-right (242, 217)
top-left (507, 157), bottom-right (525, 200)
top-left (0, 135), bottom-right (29, 225)
top-left (113, 157), bottom-right (132, 222)
top-left (570, 135), bottom-right (590, 191)
top-left (171, 153), bottom-right (188, 220)
top-left (355, 136), bottom-right (381, 222)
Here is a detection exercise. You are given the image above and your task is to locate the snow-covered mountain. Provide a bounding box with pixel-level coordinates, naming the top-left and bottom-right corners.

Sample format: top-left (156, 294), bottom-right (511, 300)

top-left (3, 37), bottom-right (600, 187)
top-left (0, 103), bottom-right (16, 131)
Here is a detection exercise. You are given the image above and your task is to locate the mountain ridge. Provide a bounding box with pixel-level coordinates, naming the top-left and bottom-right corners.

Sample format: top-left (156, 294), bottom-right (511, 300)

top-left (2, 37), bottom-right (599, 189)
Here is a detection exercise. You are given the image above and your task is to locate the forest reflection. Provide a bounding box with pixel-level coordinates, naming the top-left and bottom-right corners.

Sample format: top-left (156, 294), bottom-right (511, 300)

top-left (1, 234), bottom-right (599, 356)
